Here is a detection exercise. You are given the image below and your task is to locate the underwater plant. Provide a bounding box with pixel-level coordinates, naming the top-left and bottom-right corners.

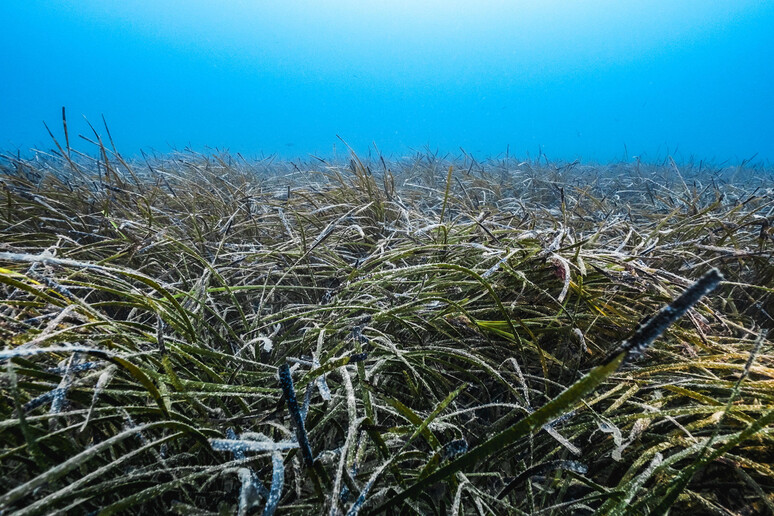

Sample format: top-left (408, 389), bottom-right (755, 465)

top-left (0, 137), bottom-right (772, 514)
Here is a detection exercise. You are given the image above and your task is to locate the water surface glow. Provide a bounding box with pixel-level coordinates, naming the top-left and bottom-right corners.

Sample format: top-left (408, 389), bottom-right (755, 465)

top-left (2, 1), bottom-right (772, 162)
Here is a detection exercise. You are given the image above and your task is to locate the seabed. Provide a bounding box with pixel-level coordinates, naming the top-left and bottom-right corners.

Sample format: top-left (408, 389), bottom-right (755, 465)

top-left (0, 144), bottom-right (772, 514)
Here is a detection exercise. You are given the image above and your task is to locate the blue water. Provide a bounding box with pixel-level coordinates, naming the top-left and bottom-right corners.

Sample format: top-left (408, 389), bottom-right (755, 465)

top-left (2, 1), bottom-right (773, 163)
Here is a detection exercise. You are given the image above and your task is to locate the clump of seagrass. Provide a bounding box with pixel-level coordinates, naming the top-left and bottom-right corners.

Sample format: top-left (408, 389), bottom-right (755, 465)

top-left (375, 268), bottom-right (725, 512)
top-left (614, 268), bottom-right (724, 364)
top-left (0, 138), bottom-right (772, 515)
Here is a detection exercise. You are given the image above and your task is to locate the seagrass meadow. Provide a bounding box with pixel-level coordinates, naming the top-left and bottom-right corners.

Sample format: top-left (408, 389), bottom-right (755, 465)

top-left (0, 142), bottom-right (773, 515)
